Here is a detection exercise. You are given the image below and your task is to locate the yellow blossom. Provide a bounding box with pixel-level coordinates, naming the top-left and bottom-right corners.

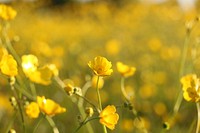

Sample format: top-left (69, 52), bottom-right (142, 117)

top-left (0, 54), bottom-right (18, 76)
top-left (99, 105), bottom-right (119, 130)
top-left (88, 56), bottom-right (113, 76)
top-left (116, 62), bottom-right (136, 78)
top-left (37, 96), bottom-right (66, 116)
top-left (180, 74), bottom-right (200, 102)
top-left (0, 4), bottom-right (17, 20)
top-left (21, 54), bottom-right (38, 77)
top-left (25, 102), bottom-right (40, 119)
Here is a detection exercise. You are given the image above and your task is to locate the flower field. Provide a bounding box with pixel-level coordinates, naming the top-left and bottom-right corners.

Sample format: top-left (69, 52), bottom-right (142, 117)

top-left (0, 0), bottom-right (200, 133)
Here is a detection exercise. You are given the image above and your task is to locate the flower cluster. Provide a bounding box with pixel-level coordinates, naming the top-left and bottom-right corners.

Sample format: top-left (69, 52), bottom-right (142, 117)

top-left (25, 96), bottom-right (66, 118)
top-left (0, 4), bottom-right (17, 21)
top-left (21, 54), bottom-right (58, 85)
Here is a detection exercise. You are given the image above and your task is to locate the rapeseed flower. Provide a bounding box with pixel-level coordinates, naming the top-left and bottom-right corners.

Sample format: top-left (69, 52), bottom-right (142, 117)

top-left (88, 56), bottom-right (113, 76)
top-left (116, 62), bottom-right (136, 78)
top-left (180, 74), bottom-right (200, 102)
top-left (0, 54), bottom-right (18, 76)
top-left (37, 96), bottom-right (66, 116)
top-left (0, 4), bottom-right (17, 20)
top-left (99, 105), bottom-right (119, 130)
top-left (25, 102), bottom-right (40, 119)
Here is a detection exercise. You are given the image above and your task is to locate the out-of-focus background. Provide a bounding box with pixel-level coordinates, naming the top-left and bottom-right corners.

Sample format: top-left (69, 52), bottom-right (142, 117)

top-left (1, 0), bottom-right (200, 132)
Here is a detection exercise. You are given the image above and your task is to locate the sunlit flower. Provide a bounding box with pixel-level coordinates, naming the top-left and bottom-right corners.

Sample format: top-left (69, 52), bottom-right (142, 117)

top-left (22, 55), bottom-right (55, 85)
top-left (88, 56), bottom-right (113, 76)
top-left (0, 4), bottom-right (17, 20)
top-left (0, 54), bottom-right (18, 76)
top-left (180, 74), bottom-right (200, 102)
top-left (21, 54), bottom-right (38, 77)
top-left (37, 96), bottom-right (66, 116)
top-left (25, 102), bottom-right (40, 119)
top-left (99, 105), bottom-right (119, 130)
top-left (116, 62), bottom-right (136, 78)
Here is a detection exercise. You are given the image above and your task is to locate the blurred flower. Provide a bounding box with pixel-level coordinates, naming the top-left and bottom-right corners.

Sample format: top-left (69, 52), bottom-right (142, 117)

top-left (99, 105), bottom-right (119, 130)
top-left (0, 4), bottom-right (17, 20)
top-left (0, 54), bottom-right (18, 76)
top-left (25, 102), bottom-right (40, 119)
top-left (22, 55), bottom-right (56, 85)
top-left (64, 83), bottom-right (75, 96)
top-left (105, 39), bottom-right (120, 55)
top-left (21, 54), bottom-right (38, 77)
top-left (153, 102), bottom-right (167, 116)
top-left (85, 107), bottom-right (94, 117)
top-left (121, 119), bottom-right (134, 132)
top-left (116, 62), bottom-right (136, 78)
top-left (180, 74), bottom-right (200, 102)
top-left (92, 75), bottom-right (104, 89)
top-left (88, 56), bottom-right (113, 76)
top-left (37, 96), bottom-right (66, 116)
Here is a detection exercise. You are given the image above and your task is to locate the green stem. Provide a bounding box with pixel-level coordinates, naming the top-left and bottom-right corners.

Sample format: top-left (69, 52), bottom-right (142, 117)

top-left (96, 76), bottom-right (102, 111)
top-left (76, 94), bottom-right (98, 112)
top-left (45, 115), bottom-right (59, 133)
top-left (74, 117), bottom-right (99, 133)
top-left (95, 76), bottom-right (107, 133)
top-left (121, 77), bottom-right (130, 101)
top-left (173, 23), bottom-right (191, 116)
top-left (196, 103), bottom-right (200, 133)
top-left (33, 115), bottom-right (44, 133)
top-left (4, 111), bottom-right (17, 133)
top-left (30, 82), bottom-right (37, 98)
top-left (11, 85), bottom-right (26, 133)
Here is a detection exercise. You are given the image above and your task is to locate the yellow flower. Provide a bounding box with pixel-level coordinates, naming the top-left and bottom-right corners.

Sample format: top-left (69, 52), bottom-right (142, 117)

top-left (25, 102), bottom-right (40, 119)
top-left (180, 74), bottom-right (200, 102)
top-left (31, 65), bottom-right (53, 85)
top-left (116, 62), bottom-right (136, 78)
top-left (88, 56), bottom-right (113, 76)
top-left (37, 96), bottom-right (66, 116)
top-left (22, 55), bottom-right (55, 85)
top-left (99, 105), bottom-right (119, 130)
top-left (21, 54), bottom-right (38, 77)
top-left (0, 4), bottom-right (17, 20)
top-left (0, 54), bottom-right (18, 76)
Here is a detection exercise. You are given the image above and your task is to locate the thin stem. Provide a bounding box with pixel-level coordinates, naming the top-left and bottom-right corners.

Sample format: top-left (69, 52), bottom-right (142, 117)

top-left (73, 117), bottom-right (99, 133)
top-left (33, 115), bottom-right (44, 133)
top-left (30, 82), bottom-right (37, 98)
top-left (196, 103), bottom-right (200, 133)
top-left (11, 85), bottom-right (26, 133)
top-left (76, 94), bottom-right (99, 112)
top-left (96, 76), bottom-right (102, 111)
top-left (45, 115), bottom-right (59, 133)
top-left (173, 23), bottom-right (192, 116)
top-left (121, 77), bottom-right (130, 101)
top-left (4, 111), bottom-right (17, 133)
top-left (95, 76), bottom-right (107, 133)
